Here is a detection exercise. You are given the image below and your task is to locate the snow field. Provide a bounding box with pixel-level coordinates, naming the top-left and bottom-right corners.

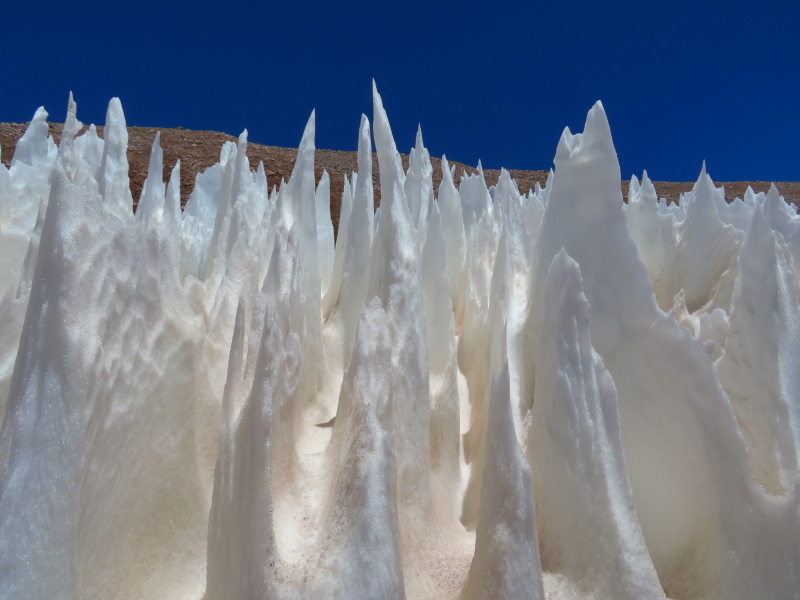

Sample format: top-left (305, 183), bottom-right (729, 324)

top-left (0, 86), bottom-right (798, 600)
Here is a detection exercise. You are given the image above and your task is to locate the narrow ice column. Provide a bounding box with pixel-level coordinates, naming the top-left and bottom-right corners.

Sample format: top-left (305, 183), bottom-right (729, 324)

top-left (437, 155), bottom-right (466, 308)
top-left (368, 82), bottom-right (431, 501)
top-left (528, 249), bottom-right (665, 600)
top-left (0, 107), bottom-right (58, 296)
top-left (136, 132), bottom-right (165, 228)
top-left (462, 219), bottom-right (512, 529)
top-left (403, 126), bottom-right (433, 242)
top-left (459, 166), bottom-right (491, 235)
top-left (462, 364), bottom-right (544, 600)
top-left (521, 189), bottom-right (544, 249)
top-left (283, 111), bottom-right (326, 415)
top-left (422, 203), bottom-right (461, 486)
top-left (254, 161), bottom-right (268, 225)
top-left (74, 125), bottom-right (104, 177)
top-left (97, 98), bottom-right (134, 224)
top-left (162, 159), bottom-right (181, 239)
top-left (367, 84), bottom-right (469, 599)
top-left (318, 298), bottom-right (405, 599)
top-left (204, 139), bottom-right (239, 282)
top-left (10, 106), bottom-right (52, 169)
top-left (336, 117), bottom-right (375, 363)
top-left (206, 299), bottom-right (248, 600)
top-left (763, 183), bottom-right (800, 272)
top-left (322, 168), bottom-right (354, 318)
top-left (315, 170), bottom-right (335, 296)
top-left (181, 162), bottom-right (222, 281)
top-left (716, 206), bottom-right (800, 494)
top-left (496, 182), bottom-right (532, 440)
top-left (625, 171), bottom-right (679, 311)
top-left (463, 189), bottom-right (533, 523)
top-left (55, 93), bottom-right (83, 184)
top-left (219, 130), bottom-right (258, 265)
top-left (676, 164), bottom-right (741, 313)
top-left (457, 208), bottom-right (499, 530)
top-left (207, 238), bottom-right (302, 600)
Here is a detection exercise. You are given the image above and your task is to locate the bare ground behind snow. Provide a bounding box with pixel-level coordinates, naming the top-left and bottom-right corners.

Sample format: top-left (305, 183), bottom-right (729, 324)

top-left (2, 122), bottom-right (798, 237)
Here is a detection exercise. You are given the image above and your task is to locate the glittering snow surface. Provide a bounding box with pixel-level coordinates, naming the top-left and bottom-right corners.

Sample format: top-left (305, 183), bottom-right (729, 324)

top-left (0, 86), bottom-right (799, 600)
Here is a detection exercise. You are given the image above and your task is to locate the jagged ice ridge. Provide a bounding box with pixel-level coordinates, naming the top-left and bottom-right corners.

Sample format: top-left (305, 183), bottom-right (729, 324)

top-left (0, 85), bottom-right (799, 600)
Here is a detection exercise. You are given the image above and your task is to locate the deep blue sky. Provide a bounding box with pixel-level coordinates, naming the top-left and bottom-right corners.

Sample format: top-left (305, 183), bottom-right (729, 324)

top-left (2, 0), bottom-right (798, 182)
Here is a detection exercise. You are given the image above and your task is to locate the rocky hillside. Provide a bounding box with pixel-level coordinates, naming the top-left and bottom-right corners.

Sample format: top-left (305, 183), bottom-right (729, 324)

top-left (2, 121), bottom-right (798, 235)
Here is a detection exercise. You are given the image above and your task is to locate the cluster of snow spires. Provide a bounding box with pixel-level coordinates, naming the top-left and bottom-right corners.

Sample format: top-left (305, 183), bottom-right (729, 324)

top-left (0, 84), bottom-right (799, 600)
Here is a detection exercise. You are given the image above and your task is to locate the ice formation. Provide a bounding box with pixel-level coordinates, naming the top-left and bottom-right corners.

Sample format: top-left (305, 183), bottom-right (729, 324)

top-left (0, 85), bottom-right (799, 600)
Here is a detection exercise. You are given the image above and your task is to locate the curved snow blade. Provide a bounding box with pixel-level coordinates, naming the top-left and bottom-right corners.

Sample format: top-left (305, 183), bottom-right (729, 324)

top-left (529, 249), bottom-right (664, 600)
top-left (463, 363), bottom-right (544, 600)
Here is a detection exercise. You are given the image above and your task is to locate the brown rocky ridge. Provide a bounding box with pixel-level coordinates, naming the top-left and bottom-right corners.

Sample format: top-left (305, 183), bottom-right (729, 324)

top-left (2, 122), bottom-right (798, 238)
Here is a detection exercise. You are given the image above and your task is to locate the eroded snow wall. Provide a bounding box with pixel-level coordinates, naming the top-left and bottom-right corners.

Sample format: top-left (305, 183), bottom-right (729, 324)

top-left (0, 86), bottom-right (798, 600)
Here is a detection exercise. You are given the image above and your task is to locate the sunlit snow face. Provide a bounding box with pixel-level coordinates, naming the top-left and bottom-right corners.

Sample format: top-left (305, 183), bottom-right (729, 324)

top-left (0, 87), bottom-right (798, 600)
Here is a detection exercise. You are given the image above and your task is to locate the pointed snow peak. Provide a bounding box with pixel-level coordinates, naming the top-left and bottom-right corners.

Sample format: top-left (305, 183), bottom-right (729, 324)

top-left (163, 160), bottom-right (181, 232)
top-left (640, 170), bottom-right (657, 204)
top-left (766, 182), bottom-right (781, 208)
top-left (357, 114), bottom-right (372, 174)
top-left (555, 127), bottom-right (575, 161)
top-left (238, 129), bottom-right (248, 145)
top-left (372, 81), bottom-right (398, 158)
top-left (585, 100), bottom-right (614, 145)
top-left (690, 160), bottom-right (724, 214)
top-left (60, 92), bottom-right (82, 150)
top-left (530, 249), bottom-right (666, 599)
top-left (148, 132), bottom-right (163, 176)
top-left (98, 97), bottom-right (133, 222)
top-left (58, 94), bottom-right (82, 180)
top-left (463, 363), bottom-right (545, 600)
top-left (748, 202), bottom-right (772, 241)
top-left (11, 106), bottom-right (51, 168)
top-left (220, 140), bottom-right (235, 166)
top-left (442, 155), bottom-right (453, 184)
top-left (556, 102), bottom-right (616, 163)
top-left (136, 131), bottom-right (165, 224)
top-left (629, 175), bottom-right (640, 197)
top-left (371, 82), bottom-right (406, 218)
top-left (147, 133), bottom-right (163, 168)
top-left (477, 159), bottom-right (484, 179)
top-left (167, 160), bottom-right (180, 203)
top-left (415, 124), bottom-right (424, 151)
top-left (300, 110), bottom-right (316, 152)
top-left (106, 97), bottom-right (126, 131)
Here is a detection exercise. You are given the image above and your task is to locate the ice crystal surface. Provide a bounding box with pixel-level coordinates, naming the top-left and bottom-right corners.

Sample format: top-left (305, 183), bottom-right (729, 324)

top-left (0, 87), bottom-right (799, 600)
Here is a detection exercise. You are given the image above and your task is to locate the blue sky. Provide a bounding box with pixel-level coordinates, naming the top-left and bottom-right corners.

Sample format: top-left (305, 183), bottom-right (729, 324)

top-left (2, 0), bottom-right (798, 182)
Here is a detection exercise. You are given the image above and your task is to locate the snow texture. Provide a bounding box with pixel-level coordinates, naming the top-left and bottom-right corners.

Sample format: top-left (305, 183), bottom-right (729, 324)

top-left (0, 88), bottom-right (799, 600)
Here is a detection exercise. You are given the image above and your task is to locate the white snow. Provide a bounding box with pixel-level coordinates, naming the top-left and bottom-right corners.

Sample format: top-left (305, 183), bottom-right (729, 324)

top-left (0, 87), bottom-right (798, 600)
